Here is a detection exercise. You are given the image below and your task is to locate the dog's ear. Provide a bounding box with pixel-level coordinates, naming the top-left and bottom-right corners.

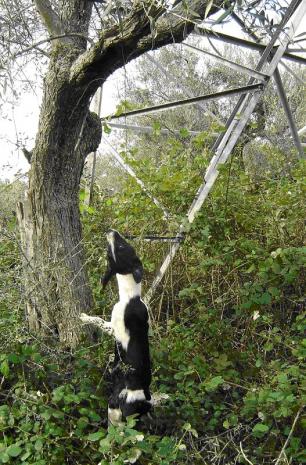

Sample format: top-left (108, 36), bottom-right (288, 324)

top-left (101, 266), bottom-right (115, 289)
top-left (132, 266), bottom-right (143, 284)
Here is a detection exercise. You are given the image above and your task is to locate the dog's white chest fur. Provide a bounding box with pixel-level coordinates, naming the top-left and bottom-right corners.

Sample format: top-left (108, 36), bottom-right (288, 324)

top-left (111, 301), bottom-right (130, 350)
top-left (110, 273), bottom-right (141, 351)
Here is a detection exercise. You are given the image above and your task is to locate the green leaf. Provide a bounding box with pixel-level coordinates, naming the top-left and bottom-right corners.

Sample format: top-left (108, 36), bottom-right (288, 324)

top-left (125, 448), bottom-right (142, 464)
top-left (214, 6), bottom-right (234, 24)
top-left (79, 190), bottom-right (86, 202)
top-left (87, 431), bottom-right (104, 441)
top-left (103, 123), bottom-right (111, 134)
top-left (7, 444), bottom-right (23, 457)
top-left (223, 419), bottom-right (230, 429)
top-left (7, 354), bottom-right (21, 363)
top-left (179, 128), bottom-right (190, 138)
top-left (205, 376), bottom-right (224, 392)
top-left (0, 451), bottom-right (10, 463)
top-left (34, 439), bottom-right (43, 451)
top-left (258, 292), bottom-right (271, 305)
top-left (99, 437), bottom-right (111, 453)
top-left (252, 423), bottom-right (269, 437)
top-left (40, 409), bottom-right (52, 420)
top-left (152, 121), bottom-right (161, 136)
top-left (21, 451), bottom-right (32, 461)
top-left (157, 437), bottom-right (175, 458)
top-left (0, 360), bottom-right (9, 377)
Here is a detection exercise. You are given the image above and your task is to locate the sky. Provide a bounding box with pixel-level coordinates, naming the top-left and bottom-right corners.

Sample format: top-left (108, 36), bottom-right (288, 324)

top-left (0, 65), bottom-right (121, 182)
top-left (0, 4), bottom-right (304, 182)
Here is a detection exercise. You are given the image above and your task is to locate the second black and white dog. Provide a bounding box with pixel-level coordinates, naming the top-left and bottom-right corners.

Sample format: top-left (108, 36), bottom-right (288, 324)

top-left (81, 230), bottom-right (152, 425)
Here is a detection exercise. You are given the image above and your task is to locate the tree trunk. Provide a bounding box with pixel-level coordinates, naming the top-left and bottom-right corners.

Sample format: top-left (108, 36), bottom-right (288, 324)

top-left (17, 42), bottom-right (101, 347)
top-left (15, 0), bottom-right (224, 347)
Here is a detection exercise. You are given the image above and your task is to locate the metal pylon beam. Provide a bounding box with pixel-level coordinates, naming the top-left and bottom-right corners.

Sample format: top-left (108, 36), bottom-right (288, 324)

top-left (193, 26), bottom-right (306, 66)
top-left (227, 10), bottom-right (305, 159)
top-left (274, 68), bottom-right (304, 159)
top-left (144, 0), bottom-right (306, 305)
top-left (107, 122), bottom-right (205, 136)
top-left (103, 83), bottom-right (264, 120)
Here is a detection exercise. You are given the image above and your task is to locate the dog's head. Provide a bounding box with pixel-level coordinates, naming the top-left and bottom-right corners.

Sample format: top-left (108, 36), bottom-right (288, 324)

top-left (102, 230), bottom-right (143, 288)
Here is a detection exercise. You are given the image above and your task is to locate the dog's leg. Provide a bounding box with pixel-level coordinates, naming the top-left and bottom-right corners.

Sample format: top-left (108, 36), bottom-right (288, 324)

top-left (80, 313), bottom-right (113, 335)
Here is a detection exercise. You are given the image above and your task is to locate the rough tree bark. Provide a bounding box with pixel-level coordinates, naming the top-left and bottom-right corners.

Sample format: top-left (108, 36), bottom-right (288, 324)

top-left (17, 0), bottom-right (226, 347)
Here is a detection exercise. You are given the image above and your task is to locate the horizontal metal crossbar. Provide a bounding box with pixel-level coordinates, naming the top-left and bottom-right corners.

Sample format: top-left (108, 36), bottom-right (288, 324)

top-left (287, 48), bottom-right (306, 53)
top-left (107, 122), bottom-right (206, 136)
top-left (103, 84), bottom-right (264, 120)
top-left (183, 43), bottom-right (269, 81)
top-left (125, 235), bottom-right (184, 243)
top-left (194, 28), bottom-right (306, 66)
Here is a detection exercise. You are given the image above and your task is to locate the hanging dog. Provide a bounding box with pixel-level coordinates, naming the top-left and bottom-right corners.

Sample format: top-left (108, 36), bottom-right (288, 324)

top-left (81, 229), bottom-right (152, 425)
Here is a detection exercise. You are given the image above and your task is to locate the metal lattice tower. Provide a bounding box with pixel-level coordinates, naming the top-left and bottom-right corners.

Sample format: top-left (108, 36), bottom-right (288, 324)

top-left (98, 0), bottom-right (306, 305)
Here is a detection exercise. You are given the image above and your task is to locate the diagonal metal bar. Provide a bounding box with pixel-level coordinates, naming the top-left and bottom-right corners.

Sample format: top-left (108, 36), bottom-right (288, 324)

top-left (230, 9), bottom-right (305, 158)
top-left (104, 138), bottom-right (170, 219)
top-left (279, 60), bottom-right (306, 85)
top-left (193, 28), bottom-right (306, 66)
top-left (273, 67), bottom-right (305, 158)
top-left (144, 0), bottom-right (306, 305)
top-left (232, 10), bottom-right (306, 87)
top-left (298, 125), bottom-right (306, 135)
top-left (183, 43), bottom-right (269, 82)
top-left (102, 84), bottom-right (264, 120)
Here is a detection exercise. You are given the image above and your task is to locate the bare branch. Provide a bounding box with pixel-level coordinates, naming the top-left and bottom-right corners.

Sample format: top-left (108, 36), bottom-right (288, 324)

top-left (13, 33), bottom-right (94, 59)
top-left (275, 406), bottom-right (304, 465)
top-left (34, 0), bottom-right (64, 37)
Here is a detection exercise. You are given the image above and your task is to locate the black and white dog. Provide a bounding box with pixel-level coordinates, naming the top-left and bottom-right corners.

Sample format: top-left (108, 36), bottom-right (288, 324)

top-left (81, 230), bottom-right (152, 425)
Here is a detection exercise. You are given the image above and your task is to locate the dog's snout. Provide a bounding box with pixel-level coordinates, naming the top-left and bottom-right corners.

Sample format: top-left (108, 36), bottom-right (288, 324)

top-left (106, 229), bottom-right (115, 242)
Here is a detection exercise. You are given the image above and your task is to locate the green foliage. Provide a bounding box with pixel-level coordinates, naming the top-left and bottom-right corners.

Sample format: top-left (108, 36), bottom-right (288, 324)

top-left (1, 129), bottom-right (305, 463)
top-left (80, 147), bottom-right (305, 463)
top-left (0, 343), bottom-right (188, 465)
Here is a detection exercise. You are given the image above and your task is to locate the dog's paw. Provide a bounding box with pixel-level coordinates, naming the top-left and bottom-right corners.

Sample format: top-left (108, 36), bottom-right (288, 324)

top-left (80, 313), bottom-right (91, 323)
top-left (101, 320), bottom-right (113, 335)
top-left (79, 314), bottom-right (113, 334)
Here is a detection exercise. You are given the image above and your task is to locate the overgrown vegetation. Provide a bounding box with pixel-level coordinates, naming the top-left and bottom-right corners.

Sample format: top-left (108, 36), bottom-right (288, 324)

top-left (1, 134), bottom-right (305, 463)
top-left (1, 0), bottom-right (305, 462)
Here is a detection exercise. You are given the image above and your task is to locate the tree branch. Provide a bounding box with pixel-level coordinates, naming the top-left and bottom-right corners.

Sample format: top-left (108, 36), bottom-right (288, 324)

top-left (13, 33), bottom-right (94, 59)
top-left (70, 0), bottom-right (226, 90)
top-left (34, 0), bottom-right (64, 37)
